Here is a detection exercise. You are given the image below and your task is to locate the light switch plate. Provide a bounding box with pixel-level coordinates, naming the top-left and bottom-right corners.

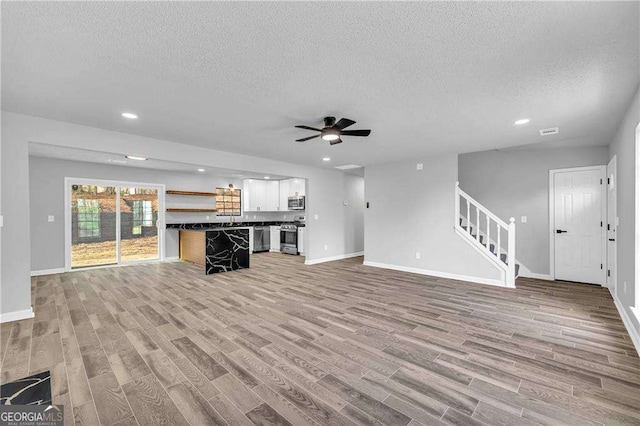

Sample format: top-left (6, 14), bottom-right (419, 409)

top-left (48, 215), bottom-right (55, 222)
top-left (521, 216), bottom-right (527, 223)
top-left (416, 163), bottom-right (424, 170)
top-left (0, 215), bottom-right (3, 227)
top-left (343, 200), bottom-right (348, 206)
top-left (415, 252), bottom-right (421, 259)
top-left (314, 214), bottom-right (319, 220)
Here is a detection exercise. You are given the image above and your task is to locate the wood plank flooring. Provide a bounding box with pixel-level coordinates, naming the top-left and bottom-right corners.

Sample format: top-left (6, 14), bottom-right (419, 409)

top-left (1, 253), bottom-right (639, 425)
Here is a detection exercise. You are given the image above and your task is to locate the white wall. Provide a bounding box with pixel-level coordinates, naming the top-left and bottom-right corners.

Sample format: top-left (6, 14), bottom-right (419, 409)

top-left (1, 112), bottom-right (365, 320)
top-left (364, 154), bottom-right (502, 284)
top-left (1, 114), bottom-right (32, 319)
top-left (459, 145), bottom-right (609, 276)
top-left (608, 86), bottom-right (639, 351)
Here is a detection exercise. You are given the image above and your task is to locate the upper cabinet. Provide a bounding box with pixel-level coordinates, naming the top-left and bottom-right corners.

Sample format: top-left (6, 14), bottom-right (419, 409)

top-left (243, 179), bottom-right (280, 211)
top-left (288, 178), bottom-right (306, 197)
top-left (244, 178), bottom-right (305, 212)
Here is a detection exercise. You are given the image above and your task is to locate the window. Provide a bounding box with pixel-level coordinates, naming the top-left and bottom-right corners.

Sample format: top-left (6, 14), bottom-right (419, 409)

top-left (216, 187), bottom-right (241, 216)
top-left (77, 199), bottom-right (100, 238)
top-left (132, 200), bottom-right (154, 235)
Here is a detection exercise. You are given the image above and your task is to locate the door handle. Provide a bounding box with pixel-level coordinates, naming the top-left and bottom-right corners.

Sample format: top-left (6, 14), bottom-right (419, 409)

top-left (609, 238), bottom-right (616, 242)
top-left (556, 229), bottom-right (568, 234)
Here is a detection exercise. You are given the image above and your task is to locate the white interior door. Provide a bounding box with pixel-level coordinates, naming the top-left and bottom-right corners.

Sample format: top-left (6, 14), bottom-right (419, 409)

top-left (552, 167), bottom-right (606, 285)
top-left (607, 157), bottom-right (617, 293)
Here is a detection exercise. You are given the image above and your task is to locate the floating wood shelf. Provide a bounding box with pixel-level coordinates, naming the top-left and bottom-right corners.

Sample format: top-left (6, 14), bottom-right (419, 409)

top-left (166, 190), bottom-right (218, 197)
top-left (166, 208), bottom-right (218, 213)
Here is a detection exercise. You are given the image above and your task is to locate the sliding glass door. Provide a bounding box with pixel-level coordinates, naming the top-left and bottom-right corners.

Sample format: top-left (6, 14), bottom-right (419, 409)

top-left (120, 187), bottom-right (159, 262)
top-left (68, 179), bottom-right (163, 269)
top-left (71, 184), bottom-right (118, 268)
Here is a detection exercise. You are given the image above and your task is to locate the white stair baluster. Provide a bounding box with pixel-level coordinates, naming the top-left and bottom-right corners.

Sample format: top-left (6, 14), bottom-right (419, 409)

top-left (497, 223), bottom-right (501, 260)
top-left (466, 200), bottom-right (471, 234)
top-left (476, 207), bottom-right (480, 242)
top-left (486, 216), bottom-right (490, 251)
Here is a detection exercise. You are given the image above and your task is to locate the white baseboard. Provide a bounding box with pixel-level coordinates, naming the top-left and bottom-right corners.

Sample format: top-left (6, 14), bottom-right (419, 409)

top-left (362, 260), bottom-right (509, 288)
top-left (518, 271), bottom-right (554, 280)
top-left (164, 256), bottom-right (179, 262)
top-left (0, 307), bottom-right (35, 324)
top-left (31, 268), bottom-right (66, 277)
top-left (305, 252), bottom-right (364, 266)
top-left (609, 289), bottom-right (640, 357)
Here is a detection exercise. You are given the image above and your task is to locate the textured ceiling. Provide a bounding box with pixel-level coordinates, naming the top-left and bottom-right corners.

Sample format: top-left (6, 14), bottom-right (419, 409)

top-left (3, 2), bottom-right (639, 168)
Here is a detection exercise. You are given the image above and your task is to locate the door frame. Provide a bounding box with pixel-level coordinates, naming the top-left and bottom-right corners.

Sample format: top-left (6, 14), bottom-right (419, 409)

top-left (64, 177), bottom-right (166, 271)
top-left (548, 165), bottom-right (607, 284)
top-left (607, 156), bottom-right (617, 293)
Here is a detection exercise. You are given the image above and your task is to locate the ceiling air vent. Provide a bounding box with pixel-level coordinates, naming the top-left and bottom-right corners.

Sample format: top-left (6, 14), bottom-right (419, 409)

top-left (539, 127), bottom-right (559, 136)
top-left (335, 164), bottom-right (362, 170)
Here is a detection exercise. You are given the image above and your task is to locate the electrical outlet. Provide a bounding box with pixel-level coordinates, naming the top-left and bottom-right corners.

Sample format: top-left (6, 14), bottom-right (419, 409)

top-left (415, 252), bottom-right (421, 259)
top-left (416, 163), bottom-right (423, 170)
top-left (48, 215), bottom-right (55, 222)
top-left (205, 215), bottom-right (210, 220)
top-left (521, 216), bottom-right (527, 223)
top-left (253, 215), bottom-right (256, 219)
top-left (324, 245), bottom-right (328, 250)
top-left (314, 214), bottom-right (319, 220)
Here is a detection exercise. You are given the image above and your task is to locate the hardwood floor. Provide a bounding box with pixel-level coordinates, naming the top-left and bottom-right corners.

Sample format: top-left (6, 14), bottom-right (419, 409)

top-left (1, 253), bottom-right (639, 425)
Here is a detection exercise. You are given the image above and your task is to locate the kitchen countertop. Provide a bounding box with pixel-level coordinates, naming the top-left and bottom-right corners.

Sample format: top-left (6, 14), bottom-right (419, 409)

top-left (167, 221), bottom-right (303, 230)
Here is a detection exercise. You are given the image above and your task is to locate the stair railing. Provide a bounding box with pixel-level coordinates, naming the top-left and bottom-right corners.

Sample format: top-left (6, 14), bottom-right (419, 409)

top-left (455, 182), bottom-right (516, 288)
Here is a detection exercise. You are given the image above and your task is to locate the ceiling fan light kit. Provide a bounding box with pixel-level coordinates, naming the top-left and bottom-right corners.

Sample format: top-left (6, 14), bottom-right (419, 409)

top-left (295, 116), bottom-right (371, 145)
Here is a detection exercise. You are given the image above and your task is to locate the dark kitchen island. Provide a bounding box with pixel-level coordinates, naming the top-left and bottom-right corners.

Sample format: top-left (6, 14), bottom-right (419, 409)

top-left (179, 228), bottom-right (249, 274)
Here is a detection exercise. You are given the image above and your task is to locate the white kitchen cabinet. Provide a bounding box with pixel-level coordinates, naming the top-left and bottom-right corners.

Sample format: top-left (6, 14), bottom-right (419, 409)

top-left (279, 179), bottom-right (291, 211)
top-left (297, 227), bottom-right (305, 256)
top-left (290, 178), bottom-right (305, 197)
top-left (269, 226), bottom-right (281, 252)
top-left (248, 227), bottom-right (254, 253)
top-left (265, 181), bottom-right (280, 211)
top-left (243, 179), bottom-right (280, 212)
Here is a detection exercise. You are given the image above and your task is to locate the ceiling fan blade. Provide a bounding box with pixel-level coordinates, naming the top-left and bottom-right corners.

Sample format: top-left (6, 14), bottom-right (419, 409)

top-left (329, 138), bottom-right (343, 145)
top-left (295, 125), bottom-right (322, 132)
top-left (335, 118), bottom-right (356, 130)
top-left (296, 134), bottom-right (320, 142)
top-left (340, 129), bottom-right (371, 137)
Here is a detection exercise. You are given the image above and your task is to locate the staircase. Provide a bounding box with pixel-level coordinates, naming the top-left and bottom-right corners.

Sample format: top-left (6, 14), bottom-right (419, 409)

top-left (455, 182), bottom-right (518, 288)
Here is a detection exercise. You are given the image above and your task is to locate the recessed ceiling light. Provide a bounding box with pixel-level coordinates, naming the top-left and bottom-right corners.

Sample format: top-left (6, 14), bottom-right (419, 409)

top-left (323, 157), bottom-right (331, 162)
top-left (197, 168), bottom-right (205, 172)
top-left (121, 112), bottom-right (138, 119)
top-left (514, 118), bottom-right (530, 125)
top-left (124, 155), bottom-right (147, 161)
top-left (264, 176), bottom-right (270, 179)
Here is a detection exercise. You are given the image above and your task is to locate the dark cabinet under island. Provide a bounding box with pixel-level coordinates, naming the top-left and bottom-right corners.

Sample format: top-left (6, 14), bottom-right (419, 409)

top-left (179, 228), bottom-right (249, 274)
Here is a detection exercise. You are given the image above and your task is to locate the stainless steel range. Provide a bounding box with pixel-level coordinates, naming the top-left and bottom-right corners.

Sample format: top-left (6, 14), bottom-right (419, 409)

top-left (280, 215), bottom-right (305, 255)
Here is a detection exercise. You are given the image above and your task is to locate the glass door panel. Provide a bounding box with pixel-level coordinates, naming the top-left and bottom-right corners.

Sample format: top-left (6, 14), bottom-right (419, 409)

top-left (71, 184), bottom-right (118, 268)
top-left (120, 187), bottom-right (159, 262)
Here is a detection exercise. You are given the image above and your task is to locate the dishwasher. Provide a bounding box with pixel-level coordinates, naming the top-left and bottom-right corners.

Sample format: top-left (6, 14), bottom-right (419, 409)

top-left (253, 226), bottom-right (270, 253)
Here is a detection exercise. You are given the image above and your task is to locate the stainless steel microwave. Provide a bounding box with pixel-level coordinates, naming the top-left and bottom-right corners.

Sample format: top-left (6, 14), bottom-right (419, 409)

top-left (288, 196), bottom-right (305, 210)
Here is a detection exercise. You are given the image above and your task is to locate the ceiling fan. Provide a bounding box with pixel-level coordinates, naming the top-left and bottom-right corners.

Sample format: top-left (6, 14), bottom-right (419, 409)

top-left (295, 116), bottom-right (371, 145)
